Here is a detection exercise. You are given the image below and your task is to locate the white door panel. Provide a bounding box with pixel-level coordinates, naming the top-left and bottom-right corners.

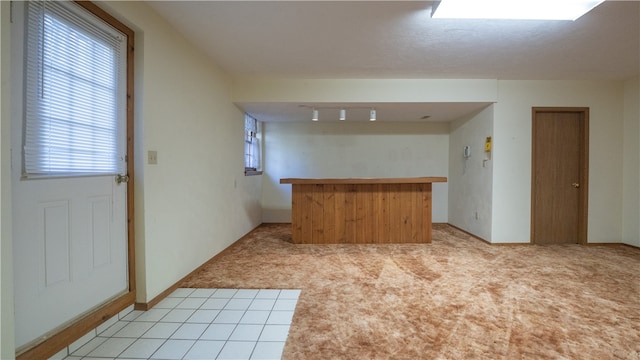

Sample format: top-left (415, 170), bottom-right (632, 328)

top-left (12, 177), bottom-right (128, 347)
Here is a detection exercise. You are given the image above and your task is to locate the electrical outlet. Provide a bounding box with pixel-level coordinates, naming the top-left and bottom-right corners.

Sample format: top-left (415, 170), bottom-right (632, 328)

top-left (148, 150), bottom-right (158, 165)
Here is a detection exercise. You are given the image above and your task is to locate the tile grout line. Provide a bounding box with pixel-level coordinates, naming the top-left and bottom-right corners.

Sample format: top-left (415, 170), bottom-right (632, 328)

top-left (63, 288), bottom-right (299, 360)
top-left (161, 289), bottom-right (218, 359)
top-left (221, 289), bottom-right (277, 359)
top-left (243, 289), bottom-right (279, 360)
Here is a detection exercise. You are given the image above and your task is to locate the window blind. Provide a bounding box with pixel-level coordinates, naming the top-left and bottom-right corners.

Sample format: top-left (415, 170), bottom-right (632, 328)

top-left (244, 114), bottom-right (261, 170)
top-left (24, 0), bottom-right (127, 177)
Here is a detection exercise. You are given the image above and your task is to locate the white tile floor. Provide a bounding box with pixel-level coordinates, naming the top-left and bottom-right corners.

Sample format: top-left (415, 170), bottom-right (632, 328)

top-left (58, 288), bottom-right (300, 360)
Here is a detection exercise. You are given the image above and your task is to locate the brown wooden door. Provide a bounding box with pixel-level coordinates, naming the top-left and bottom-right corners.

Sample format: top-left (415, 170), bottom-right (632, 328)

top-left (531, 108), bottom-right (589, 245)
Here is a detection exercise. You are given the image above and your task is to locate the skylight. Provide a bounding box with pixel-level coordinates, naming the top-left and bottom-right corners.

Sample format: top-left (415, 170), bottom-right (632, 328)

top-left (431, 0), bottom-right (605, 20)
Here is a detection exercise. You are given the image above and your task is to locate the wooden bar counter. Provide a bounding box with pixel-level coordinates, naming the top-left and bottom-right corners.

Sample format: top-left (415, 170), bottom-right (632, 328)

top-left (280, 177), bottom-right (447, 244)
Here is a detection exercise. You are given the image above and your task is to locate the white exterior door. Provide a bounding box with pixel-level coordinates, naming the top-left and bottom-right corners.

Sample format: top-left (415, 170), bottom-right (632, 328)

top-left (11, 1), bottom-right (130, 349)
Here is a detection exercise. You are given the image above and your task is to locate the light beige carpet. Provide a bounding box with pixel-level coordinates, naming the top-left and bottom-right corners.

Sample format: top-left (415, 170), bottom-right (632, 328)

top-left (180, 224), bottom-right (640, 359)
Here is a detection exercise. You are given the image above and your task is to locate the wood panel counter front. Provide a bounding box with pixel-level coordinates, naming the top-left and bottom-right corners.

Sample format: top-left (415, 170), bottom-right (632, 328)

top-left (280, 177), bottom-right (447, 244)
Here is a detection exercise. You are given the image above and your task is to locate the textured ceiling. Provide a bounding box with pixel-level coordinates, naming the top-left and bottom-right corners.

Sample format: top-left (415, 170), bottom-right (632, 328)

top-left (146, 0), bottom-right (639, 121)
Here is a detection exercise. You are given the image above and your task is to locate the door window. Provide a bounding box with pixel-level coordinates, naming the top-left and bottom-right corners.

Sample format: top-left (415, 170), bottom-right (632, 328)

top-left (23, 0), bottom-right (127, 178)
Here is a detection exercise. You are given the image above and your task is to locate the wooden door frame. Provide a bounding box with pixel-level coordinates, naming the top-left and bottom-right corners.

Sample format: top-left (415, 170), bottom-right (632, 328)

top-left (15, 2), bottom-right (136, 359)
top-left (531, 107), bottom-right (589, 245)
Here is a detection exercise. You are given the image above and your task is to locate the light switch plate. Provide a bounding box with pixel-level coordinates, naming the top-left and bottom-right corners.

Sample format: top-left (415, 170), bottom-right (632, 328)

top-left (148, 150), bottom-right (158, 165)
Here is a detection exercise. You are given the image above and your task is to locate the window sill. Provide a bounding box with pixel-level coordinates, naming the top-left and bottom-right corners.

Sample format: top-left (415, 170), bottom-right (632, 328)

top-left (245, 170), bottom-right (263, 176)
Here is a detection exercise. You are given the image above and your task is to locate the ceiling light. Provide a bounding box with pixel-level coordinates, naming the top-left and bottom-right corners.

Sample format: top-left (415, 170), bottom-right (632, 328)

top-left (431, 0), bottom-right (604, 20)
top-left (369, 109), bottom-right (376, 122)
top-left (339, 109), bottom-right (346, 121)
top-left (312, 109), bottom-right (318, 121)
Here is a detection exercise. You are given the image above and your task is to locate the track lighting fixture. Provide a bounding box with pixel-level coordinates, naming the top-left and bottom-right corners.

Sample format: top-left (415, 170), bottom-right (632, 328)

top-left (305, 106), bottom-right (378, 122)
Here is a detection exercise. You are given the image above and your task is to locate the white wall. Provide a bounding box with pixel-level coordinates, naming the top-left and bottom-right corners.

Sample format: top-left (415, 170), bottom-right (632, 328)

top-left (262, 121), bottom-right (450, 223)
top-left (96, 1), bottom-right (263, 303)
top-left (448, 105), bottom-right (494, 241)
top-left (622, 77), bottom-right (640, 247)
top-left (233, 79), bottom-right (498, 104)
top-left (0, 1), bottom-right (16, 357)
top-left (492, 80), bottom-right (624, 243)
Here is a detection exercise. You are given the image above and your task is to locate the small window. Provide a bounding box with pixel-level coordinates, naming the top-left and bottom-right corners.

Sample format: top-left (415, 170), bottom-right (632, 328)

top-left (23, 0), bottom-right (127, 178)
top-left (244, 114), bottom-right (262, 175)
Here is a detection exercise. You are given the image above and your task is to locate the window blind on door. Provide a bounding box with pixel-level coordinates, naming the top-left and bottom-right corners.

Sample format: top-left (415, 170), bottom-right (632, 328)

top-left (24, 0), bottom-right (127, 178)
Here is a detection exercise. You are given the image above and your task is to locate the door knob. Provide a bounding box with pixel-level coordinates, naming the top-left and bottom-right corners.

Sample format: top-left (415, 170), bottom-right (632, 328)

top-left (572, 182), bottom-right (580, 188)
top-left (115, 174), bottom-right (129, 184)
